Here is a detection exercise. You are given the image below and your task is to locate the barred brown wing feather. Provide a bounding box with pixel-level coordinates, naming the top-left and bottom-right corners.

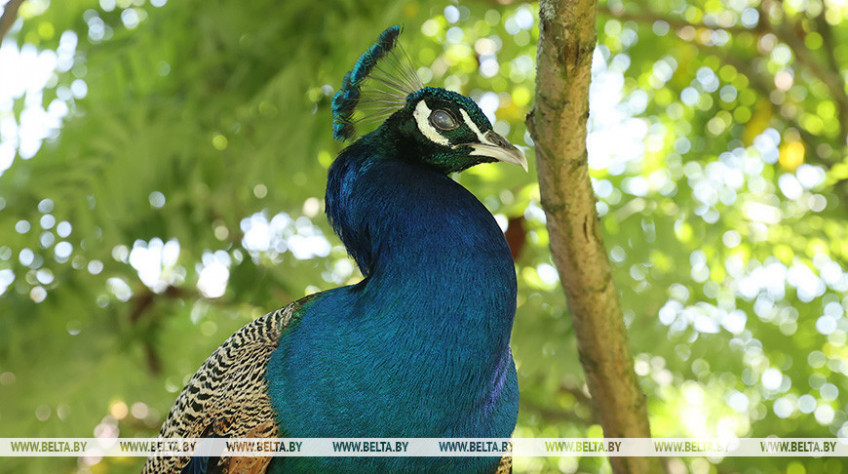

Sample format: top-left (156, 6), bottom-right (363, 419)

top-left (497, 455), bottom-right (512, 473)
top-left (141, 303), bottom-right (298, 473)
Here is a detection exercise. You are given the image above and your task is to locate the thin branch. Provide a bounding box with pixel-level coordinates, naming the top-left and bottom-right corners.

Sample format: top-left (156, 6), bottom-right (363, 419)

top-left (601, 4), bottom-right (761, 37)
top-left (601, 1), bottom-right (848, 147)
top-left (559, 383), bottom-right (601, 423)
top-left (815, 5), bottom-right (840, 76)
top-left (523, 402), bottom-right (598, 425)
top-left (471, 0), bottom-right (518, 5)
top-left (529, 1), bottom-right (663, 472)
top-left (129, 284), bottom-right (190, 323)
top-left (144, 341), bottom-right (162, 374)
top-left (0, 0), bottom-right (24, 45)
top-left (128, 285), bottom-right (190, 374)
top-left (601, 2), bottom-right (848, 262)
top-left (520, 382), bottom-right (600, 425)
top-left (560, 382), bottom-right (595, 407)
top-left (762, 0), bottom-right (848, 143)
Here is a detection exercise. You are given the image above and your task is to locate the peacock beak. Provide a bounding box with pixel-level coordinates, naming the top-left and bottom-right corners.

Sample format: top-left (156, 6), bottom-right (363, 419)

top-left (464, 130), bottom-right (528, 172)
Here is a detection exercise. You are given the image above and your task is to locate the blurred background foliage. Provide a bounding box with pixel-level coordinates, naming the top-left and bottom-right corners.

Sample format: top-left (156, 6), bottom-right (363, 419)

top-left (0, 0), bottom-right (847, 472)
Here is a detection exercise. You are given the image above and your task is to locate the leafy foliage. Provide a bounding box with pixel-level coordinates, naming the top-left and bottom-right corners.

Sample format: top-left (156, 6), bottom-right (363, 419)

top-left (0, 0), bottom-right (846, 472)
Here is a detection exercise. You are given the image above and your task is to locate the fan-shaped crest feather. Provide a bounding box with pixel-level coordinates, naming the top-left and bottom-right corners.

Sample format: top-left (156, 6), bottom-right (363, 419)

top-left (332, 25), bottom-right (423, 141)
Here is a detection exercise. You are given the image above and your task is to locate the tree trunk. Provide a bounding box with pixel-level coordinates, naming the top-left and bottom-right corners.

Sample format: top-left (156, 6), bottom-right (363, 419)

top-left (526, 1), bottom-right (664, 473)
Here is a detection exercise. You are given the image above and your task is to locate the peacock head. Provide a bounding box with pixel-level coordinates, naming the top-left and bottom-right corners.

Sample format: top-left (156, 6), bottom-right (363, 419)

top-left (331, 25), bottom-right (527, 174)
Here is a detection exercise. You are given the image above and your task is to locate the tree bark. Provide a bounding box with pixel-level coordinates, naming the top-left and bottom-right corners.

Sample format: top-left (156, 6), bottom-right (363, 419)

top-left (0, 0), bottom-right (25, 45)
top-left (527, 1), bottom-right (663, 473)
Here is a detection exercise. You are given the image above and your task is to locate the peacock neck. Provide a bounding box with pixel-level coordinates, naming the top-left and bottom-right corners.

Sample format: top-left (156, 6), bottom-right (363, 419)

top-left (266, 135), bottom-right (519, 464)
top-left (325, 133), bottom-right (517, 348)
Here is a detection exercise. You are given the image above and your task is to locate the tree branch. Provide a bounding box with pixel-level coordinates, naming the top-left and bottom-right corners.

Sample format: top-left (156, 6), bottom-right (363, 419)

top-left (601, 0), bottom-right (848, 147)
top-left (815, 5), bottom-right (840, 76)
top-left (601, 3), bottom-right (760, 36)
top-left (523, 402), bottom-right (597, 425)
top-left (0, 0), bottom-right (24, 45)
top-left (761, 0), bottom-right (848, 144)
top-left (528, 1), bottom-right (662, 473)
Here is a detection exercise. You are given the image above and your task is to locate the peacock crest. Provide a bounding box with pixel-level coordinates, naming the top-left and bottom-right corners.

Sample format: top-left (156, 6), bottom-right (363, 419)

top-left (331, 25), bottom-right (424, 141)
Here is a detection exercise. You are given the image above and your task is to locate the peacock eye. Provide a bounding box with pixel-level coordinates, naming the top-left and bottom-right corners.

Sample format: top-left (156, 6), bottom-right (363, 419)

top-left (430, 109), bottom-right (459, 131)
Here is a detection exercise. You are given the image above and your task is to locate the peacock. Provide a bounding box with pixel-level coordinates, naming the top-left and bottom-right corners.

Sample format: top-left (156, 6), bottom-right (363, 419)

top-left (143, 25), bottom-right (527, 474)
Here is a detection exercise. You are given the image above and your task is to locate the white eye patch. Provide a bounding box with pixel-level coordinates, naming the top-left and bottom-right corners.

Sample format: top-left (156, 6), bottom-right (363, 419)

top-left (413, 101), bottom-right (450, 146)
top-left (459, 109), bottom-right (490, 144)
